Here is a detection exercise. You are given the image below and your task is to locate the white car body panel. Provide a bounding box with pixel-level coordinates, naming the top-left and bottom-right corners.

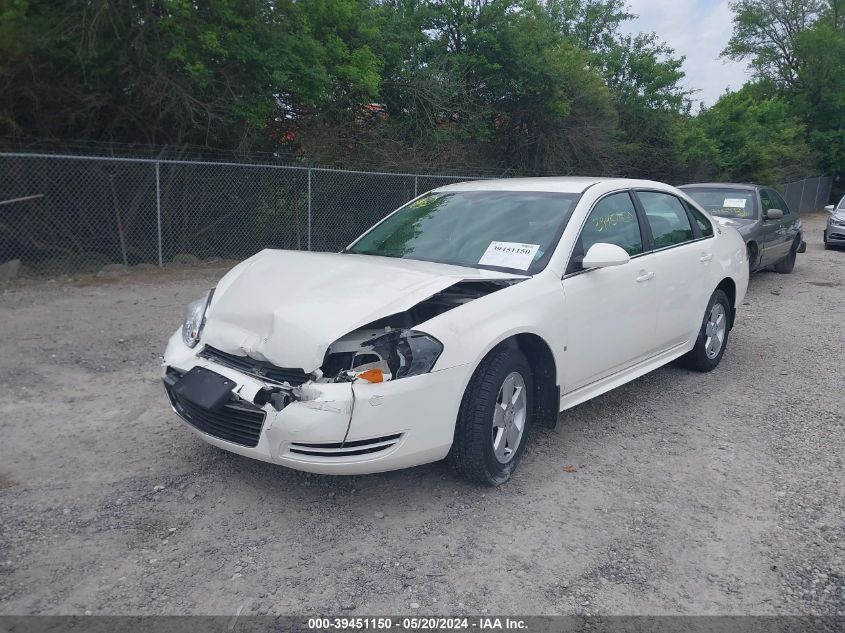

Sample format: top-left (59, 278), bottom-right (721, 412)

top-left (162, 177), bottom-right (749, 475)
top-left (203, 249), bottom-right (525, 372)
top-left (649, 240), bottom-right (714, 349)
top-left (559, 254), bottom-right (661, 390)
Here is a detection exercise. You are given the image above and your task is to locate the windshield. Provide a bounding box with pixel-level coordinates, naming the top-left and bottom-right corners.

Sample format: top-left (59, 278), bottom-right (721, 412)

top-left (682, 187), bottom-right (757, 219)
top-left (347, 191), bottom-right (580, 274)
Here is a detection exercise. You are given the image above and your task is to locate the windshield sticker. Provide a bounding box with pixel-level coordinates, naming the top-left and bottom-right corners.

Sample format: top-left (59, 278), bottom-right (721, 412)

top-left (723, 198), bottom-right (747, 209)
top-left (478, 241), bottom-right (540, 270)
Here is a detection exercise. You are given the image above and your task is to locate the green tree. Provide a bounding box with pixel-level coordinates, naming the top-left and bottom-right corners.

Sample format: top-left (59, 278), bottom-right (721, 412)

top-left (476, 2), bottom-right (619, 173)
top-left (699, 86), bottom-right (811, 184)
top-left (325, 0), bottom-right (625, 174)
top-left (723, 0), bottom-right (845, 182)
top-left (546, 0), bottom-right (633, 55)
top-left (791, 23), bottom-right (845, 174)
top-left (724, 0), bottom-right (825, 87)
top-left (0, 0), bottom-right (382, 150)
top-left (599, 32), bottom-right (690, 179)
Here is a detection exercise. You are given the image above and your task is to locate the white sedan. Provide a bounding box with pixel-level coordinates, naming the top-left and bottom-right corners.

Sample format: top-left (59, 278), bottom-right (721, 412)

top-left (162, 177), bottom-right (748, 485)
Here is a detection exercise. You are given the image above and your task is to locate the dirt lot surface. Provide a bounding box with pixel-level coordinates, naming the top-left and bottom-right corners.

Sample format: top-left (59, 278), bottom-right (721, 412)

top-left (1, 212), bottom-right (843, 616)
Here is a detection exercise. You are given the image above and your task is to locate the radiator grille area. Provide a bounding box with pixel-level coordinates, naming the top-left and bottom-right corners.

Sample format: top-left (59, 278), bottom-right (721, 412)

top-left (164, 370), bottom-right (266, 447)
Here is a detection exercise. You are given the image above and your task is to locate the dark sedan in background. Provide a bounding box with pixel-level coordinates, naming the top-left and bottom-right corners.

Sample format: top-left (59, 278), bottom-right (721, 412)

top-left (679, 183), bottom-right (806, 274)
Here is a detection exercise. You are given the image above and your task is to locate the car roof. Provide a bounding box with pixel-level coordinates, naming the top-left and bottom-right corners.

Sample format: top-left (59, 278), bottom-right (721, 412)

top-left (679, 182), bottom-right (760, 191)
top-left (433, 176), bottom-right (674, 194)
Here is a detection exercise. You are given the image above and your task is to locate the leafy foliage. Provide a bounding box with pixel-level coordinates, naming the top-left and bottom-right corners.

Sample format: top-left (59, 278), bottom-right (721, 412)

top-left (0, 0), bottom-right (841, 188)
top-left (0, 0), bottom-right (381, 148)
top-left (699, 86), bottom-right (810, 184)
top-left (722, 0), bottom-right (845, 189)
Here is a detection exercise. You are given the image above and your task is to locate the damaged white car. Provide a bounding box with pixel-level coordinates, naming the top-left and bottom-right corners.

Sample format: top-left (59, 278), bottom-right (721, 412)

top-left (162, 178), bottom-right (748, 485)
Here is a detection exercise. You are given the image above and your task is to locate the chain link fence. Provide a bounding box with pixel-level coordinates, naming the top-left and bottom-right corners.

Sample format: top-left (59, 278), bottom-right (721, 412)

top-left (779, 175), bottom-right (833, 215)
top-left (0, 153), bottom-right (481, 276)
top-left (1, 151), bottom-right (835, 278)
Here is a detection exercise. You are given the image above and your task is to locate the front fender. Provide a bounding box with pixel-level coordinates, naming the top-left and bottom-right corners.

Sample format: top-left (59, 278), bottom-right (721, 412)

top-left (418, 272), bottom-right (565, 386)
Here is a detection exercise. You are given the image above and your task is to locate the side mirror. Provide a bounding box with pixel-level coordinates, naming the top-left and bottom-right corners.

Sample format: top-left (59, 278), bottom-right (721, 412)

top-left (764, 208), bottom-right (783, 220)
top-left (582, 243), bottom-right (631, 268)
top-left (825, 205), bottom-right (835, 213)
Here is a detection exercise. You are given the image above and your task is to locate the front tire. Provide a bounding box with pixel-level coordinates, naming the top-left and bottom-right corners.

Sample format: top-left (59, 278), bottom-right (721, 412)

top-left (448, 346), bottom-right (533, 486)
top-left (679, 289), bottom-right (731, 372)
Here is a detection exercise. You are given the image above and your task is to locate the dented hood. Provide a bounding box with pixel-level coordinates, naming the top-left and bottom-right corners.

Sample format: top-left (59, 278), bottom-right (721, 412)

top-left (202, 249), bottom-right (526, 372)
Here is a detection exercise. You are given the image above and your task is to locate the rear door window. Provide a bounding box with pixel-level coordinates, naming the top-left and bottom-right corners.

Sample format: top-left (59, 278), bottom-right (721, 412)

top-left (637, 191), bottom-right (695, 248)
top-left (686, 203), bottom-right (714, 238)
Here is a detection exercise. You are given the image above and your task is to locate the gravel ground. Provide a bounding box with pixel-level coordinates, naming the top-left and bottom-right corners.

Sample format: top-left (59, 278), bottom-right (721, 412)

top-left (0, 212), bottom-right (842, 616)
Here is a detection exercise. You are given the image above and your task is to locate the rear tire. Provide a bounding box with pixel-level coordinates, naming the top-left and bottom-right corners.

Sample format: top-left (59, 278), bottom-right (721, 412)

top-left (448, 346), bottom-right (533, 486)
top-left (678, 289), bottom-right (731, 373)
top-left (774, 239), bottom-right (798, 273)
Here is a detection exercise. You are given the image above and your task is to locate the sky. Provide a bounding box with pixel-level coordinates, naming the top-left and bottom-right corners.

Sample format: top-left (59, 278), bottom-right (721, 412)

top-left (623, 0), bottom-right (751, 107)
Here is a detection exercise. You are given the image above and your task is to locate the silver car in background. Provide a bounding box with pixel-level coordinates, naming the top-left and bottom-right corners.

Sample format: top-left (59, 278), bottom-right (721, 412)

top-left (823, 196), bottom-right (845, 249)
top-left (679, 183), bottom-right (806, 274)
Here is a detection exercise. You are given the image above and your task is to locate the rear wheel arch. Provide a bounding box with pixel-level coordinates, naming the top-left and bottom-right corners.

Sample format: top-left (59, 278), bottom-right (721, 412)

top-left (678, 288), bottom-right (732, 372)
top-left (716, 277), bottom-right (737, 329)
top-left (773, 235), bottom-right (799, 274)
top-left (746, 241), bottom-right (758, 269)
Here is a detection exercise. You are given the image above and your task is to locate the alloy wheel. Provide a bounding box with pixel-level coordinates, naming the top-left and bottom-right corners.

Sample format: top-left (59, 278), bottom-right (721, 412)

top-left (704, 303), bottom-right (727, 359)
top-left (492, 371), bottom-right (527, 463)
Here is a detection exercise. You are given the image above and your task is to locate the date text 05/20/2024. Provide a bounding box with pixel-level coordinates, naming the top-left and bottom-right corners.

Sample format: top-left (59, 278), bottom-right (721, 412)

top-left (307, 617), bottom-right (528, 630)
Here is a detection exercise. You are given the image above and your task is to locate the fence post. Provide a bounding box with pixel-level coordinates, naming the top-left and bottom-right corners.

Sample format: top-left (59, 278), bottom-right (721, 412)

top-left (414, 175), bottom-right (418, 198)
top-left (155, 160), bottom-right (163, 267)
top-left (814, 177), bottom-right (822, 211)
top-left (307, 168), bottom-right (312, 251)
top-left (799, 178), bottom-right (807, 213)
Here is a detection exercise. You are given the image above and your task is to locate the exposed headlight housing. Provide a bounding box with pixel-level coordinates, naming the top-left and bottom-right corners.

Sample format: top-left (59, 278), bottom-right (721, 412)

top-left (831, 218), bottom-right (845, 227)
top-left (182, 289), bottom-right (214, 348)
top-left (358, 329), bottom-right (443, 380)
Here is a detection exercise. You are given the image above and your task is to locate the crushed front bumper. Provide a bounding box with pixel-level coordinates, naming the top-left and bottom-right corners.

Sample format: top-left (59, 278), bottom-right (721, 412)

top-left (162, 330), bottom-right (468, 475)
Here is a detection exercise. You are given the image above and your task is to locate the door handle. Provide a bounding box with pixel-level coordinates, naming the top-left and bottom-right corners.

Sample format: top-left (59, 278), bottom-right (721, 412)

top-left (700, 253), bottom-right (713, 262)
top-left (636, 270), bottom-right (654, 283)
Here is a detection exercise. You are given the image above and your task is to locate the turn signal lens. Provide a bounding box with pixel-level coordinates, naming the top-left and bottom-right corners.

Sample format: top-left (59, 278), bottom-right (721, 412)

top-left (357, 368), bottom-right (384, 383)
